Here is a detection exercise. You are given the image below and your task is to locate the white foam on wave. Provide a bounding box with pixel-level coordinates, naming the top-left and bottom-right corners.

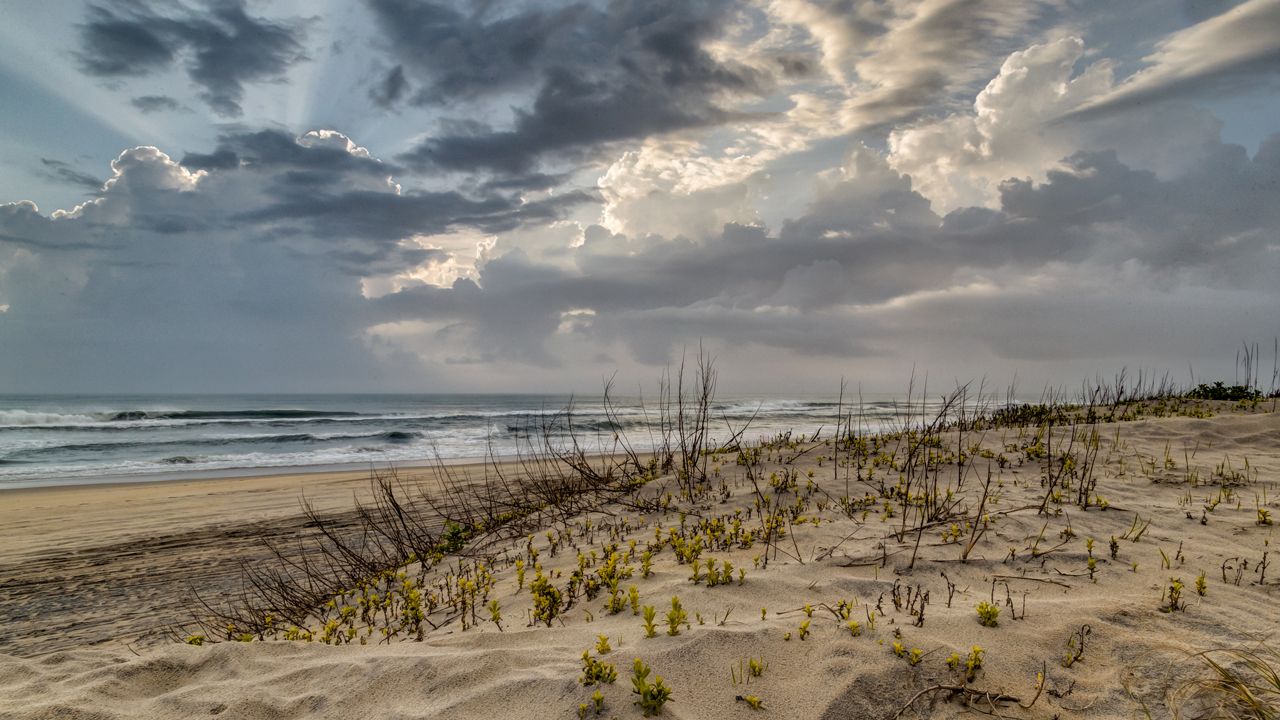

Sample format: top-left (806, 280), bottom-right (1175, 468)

top-left (0, 410), bottom-right (102, 427)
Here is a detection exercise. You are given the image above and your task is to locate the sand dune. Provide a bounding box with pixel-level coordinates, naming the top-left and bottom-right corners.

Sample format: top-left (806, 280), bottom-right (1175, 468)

top-left (2, 403), bottom-right (1277, 719)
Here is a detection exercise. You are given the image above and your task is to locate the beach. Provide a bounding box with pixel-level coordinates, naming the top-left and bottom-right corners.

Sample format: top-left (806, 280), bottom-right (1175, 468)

top-left (1, 400), bottom-right (1278, 719)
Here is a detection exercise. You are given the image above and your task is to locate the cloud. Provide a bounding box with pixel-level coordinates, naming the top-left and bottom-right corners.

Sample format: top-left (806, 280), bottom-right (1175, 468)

top-left (368, 65), bottom-right (408, 109)
top-left (1066, 0), bottom-right (1280, 117)
top-left (887, 37), bottom-right (1224, 212)
top-left (38, 159), bottom-right (102, 190)
top-left (5, 4), bottom-right (1280, 392)
top-left (0, 128), bottom-right (602, 390)
top-left (130, 95), bottom-right (184, 113)
top-left (383, 0), bottom-right (773, 174)
top-left (768, 0), bottom-right (1053, 128)
top-left (75, 0), bottom-right (308, 116)
top-left (358, 131), bottom-right (1280, 382)
top-left (181, 128), bottom-right (393, 179)
top-left (75, 4), bottom-right (176, 76)
top-left (4, 123), bottom-right (1279, 391)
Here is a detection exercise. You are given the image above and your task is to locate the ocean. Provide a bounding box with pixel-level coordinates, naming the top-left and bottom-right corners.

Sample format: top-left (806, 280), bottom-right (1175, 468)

top-left (0, 393), bottom-right (924, 489)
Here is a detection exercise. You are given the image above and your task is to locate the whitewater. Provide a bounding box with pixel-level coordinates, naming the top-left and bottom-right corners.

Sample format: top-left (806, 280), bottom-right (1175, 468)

top-left (0, 393), bottom-right (919, 488)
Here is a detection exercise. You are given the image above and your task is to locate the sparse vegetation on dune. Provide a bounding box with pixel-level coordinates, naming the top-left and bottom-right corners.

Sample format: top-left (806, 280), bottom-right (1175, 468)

top-left (157, 358), bottom-right (1280, 718)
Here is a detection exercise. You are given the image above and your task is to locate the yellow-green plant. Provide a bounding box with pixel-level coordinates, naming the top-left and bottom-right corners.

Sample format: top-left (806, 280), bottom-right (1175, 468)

top-left (631, 658), bottom-right (673, 717)
top-left (607, 586), bottom-right (628, 615)
top-left (487, 599), bottom-right (503, 631)
top-left (1062, 626), bottom-right (1089, 669)
top-left (976, 601), bottom-right (1000, 627)
top-left (963, 645), bottom-right (984, 681)
top-left (736, 694), bottom-right (765, 710)
top-left (642, 605), bottom-right (658, 638)
top-left (580, 651), bottom-right (618, 686)
top-left (530, 571), bottom-right (563, 626)
top-left (1196, 572), bottom-right (1207, 596)
top-left (798, 619), bottom-right (810, 641)
top-left (1162, 577), bottom-right (1186, 613)
top-left (666, 597), bottom-right (687, 636)
top-left (596, 634), bottom-right (612, 654)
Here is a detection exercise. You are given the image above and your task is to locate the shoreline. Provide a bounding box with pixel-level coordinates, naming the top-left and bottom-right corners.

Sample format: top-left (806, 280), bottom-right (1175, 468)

top-left (0, 454), bottom-right (496, 493)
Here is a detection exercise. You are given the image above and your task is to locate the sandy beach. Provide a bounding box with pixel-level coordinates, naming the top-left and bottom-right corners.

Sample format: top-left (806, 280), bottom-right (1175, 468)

top-left (1, 400), bottom-right (1278, 719)
top-left (0, 459), bottom-right (514, 656)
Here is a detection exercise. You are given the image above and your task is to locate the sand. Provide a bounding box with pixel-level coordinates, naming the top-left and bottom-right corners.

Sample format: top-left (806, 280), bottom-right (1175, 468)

top-left (0, 458), bottom-right (525, 656)
top-left (1, 403), bottom-right (1278, 719)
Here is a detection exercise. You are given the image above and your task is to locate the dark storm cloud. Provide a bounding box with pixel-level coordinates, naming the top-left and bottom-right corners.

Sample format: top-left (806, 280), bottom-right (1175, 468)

top-left (366, 0), bottom-right (599, 102)
top-left (75, 3), bottom-right (176, 76)
top-left (173, 129), bottom-right (596, 241)
top-left (3, 133), bottom-right (591, 270)
top-left (0, 231), bottom-right (103, 252)
top-left (38, 159), bottom-right (101, 189)
top-left (398, 70), bottom-right (751, 174)
top-left (173, 130), bottom-right (596, 259)
top-left (479, 171), bottom-right (574, 193)
top-left (314, 245), bottom-right (450, 278)
top-left (130, 95), bottom-right (184, 113)
top-left (368, 65), bottom-right (408, 108)
top-left (75, 0), bottom-right (308, 117)
top-left (377, 0), bottom-right (771, 174)
top-left (181, 129), bottom-right (395, 177)
top-left (245, 186), bottom-right (595, 242)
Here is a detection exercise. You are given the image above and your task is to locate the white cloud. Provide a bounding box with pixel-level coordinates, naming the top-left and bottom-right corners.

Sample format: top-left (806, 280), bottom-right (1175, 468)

top-left (888, 37), bottom-right (1222, 213)
top-left (1069, 0), bottom-right (1280, 116)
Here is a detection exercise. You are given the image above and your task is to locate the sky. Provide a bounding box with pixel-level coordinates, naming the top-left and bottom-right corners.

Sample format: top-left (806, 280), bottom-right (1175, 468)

top-left (1, 0), bottom-right (1279, 395)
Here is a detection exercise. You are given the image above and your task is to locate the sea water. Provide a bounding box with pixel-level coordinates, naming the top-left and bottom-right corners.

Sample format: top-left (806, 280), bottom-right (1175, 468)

top-left (0, 393), bottom-right (923, 488)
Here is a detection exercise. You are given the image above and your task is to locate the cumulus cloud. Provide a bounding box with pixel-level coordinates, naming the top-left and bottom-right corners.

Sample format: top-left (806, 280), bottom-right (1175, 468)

top-left (887, 37), bottom-right (1223, 212)
top-left (75, 0), bottom-right (308, 116)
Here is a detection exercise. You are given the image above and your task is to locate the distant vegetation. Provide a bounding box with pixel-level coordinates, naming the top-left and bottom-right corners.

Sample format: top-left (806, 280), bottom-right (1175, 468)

top-left (1185, 382), bottom-right (1266, 402)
